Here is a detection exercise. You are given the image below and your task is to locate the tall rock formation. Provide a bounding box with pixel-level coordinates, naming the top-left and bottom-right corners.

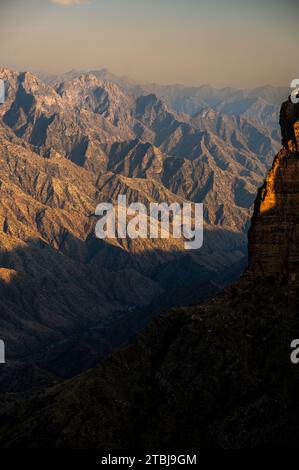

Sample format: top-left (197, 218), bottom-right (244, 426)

top-left (248, 148), bottom-right (299, 281)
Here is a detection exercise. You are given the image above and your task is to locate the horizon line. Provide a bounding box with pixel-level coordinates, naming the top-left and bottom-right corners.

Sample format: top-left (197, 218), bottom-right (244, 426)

top-left (0, 64), bottom-right (290, 92)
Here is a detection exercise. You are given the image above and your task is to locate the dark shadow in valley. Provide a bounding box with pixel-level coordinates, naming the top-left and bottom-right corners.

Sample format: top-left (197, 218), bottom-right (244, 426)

top-left (0, 220), bottom-right (247, 394)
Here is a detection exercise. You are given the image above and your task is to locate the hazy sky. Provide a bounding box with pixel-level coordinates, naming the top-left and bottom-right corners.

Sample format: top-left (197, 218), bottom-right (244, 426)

top-left (0, 0), bottom-right (298, 88)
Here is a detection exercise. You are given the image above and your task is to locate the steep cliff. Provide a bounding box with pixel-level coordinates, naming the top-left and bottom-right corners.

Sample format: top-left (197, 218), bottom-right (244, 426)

top-left (248, 148), bottom-right (299, 281)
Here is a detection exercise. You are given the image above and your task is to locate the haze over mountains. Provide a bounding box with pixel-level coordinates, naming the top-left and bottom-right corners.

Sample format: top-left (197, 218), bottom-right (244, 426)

top-left (0, 67), bottom-right (286, 384)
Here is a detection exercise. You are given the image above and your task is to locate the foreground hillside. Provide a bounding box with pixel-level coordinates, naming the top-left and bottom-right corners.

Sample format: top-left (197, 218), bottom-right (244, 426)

top-left (0, 278), bottom-right (298, 449)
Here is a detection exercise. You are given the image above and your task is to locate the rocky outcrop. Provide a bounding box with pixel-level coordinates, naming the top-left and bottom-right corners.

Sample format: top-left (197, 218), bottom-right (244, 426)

top-left (248, 148), bottom-right (299, 281)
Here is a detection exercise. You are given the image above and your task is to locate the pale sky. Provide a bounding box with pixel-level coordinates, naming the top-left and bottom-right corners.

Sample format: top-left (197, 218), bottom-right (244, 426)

top-left (0, 0), bottom-right (297, 88)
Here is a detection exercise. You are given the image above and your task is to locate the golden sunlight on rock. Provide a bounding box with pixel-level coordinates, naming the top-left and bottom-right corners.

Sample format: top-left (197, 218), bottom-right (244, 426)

top-left (248, 148), bottom-right (299, 281)
top-left (0, 267), bottom-right (17, 284)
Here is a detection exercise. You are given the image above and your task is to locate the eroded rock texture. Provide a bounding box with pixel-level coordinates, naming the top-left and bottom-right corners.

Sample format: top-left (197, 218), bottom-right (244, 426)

top-left (248, 148), bottom-right (299, 281)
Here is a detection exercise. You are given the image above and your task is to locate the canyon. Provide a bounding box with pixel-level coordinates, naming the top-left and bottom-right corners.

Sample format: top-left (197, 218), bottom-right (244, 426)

top-left (0, 67), bottom-right (288, 392)
top-left (0, 144), bottom-right (298, 448)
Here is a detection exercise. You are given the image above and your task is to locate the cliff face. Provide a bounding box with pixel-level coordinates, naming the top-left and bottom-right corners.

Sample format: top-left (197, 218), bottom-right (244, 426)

top-left (248, 148), bottom-right (299, 281)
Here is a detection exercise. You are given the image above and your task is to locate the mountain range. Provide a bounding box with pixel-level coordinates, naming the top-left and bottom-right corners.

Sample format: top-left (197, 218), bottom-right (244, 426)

top-left (0, 66), bottom-right (287, 386)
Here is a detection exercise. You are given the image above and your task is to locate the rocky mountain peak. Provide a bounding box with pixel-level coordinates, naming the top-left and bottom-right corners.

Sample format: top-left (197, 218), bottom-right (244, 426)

top-left (58, 73), bottom-right (133, 101)
top-left (135, 93), bottom-right (169, 117)
top-left (18, 71), bottom-right (43, 90)
top-left (15, 72), bottom-right (59, 103)
top-left (195, 107), bottom-right (218, 120)
top-left (0, 68), bottom-right (19, 82)
top-left (57, 72), bottom-right (135, 129)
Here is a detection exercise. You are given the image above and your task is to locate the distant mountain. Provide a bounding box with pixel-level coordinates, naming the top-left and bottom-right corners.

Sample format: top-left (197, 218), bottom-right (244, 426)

top-left (38, 67), bottom-right (288, 122)
top-left (0, 67), bottom-right (283, 386)
top-left (1, 68), bottom-right (280, 232)
top-left (39, 68), bottom-right (140, 94)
